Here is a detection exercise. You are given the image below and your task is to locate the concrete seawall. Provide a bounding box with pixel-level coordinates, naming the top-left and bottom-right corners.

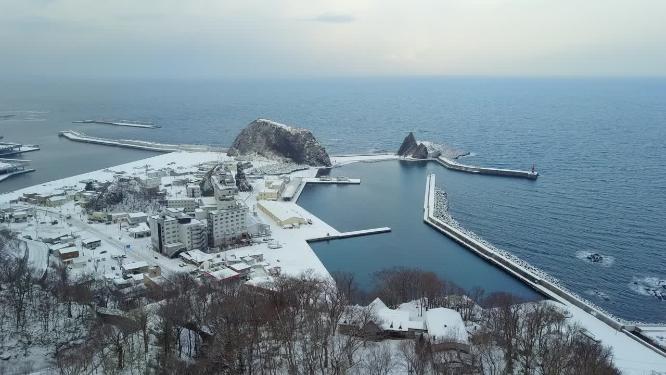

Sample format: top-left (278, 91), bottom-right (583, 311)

top-left (59, 130), bottom-right (225, 153)
top-left (0, 169), bottom-right (36, 182)
top-left (436, 156), bottom-right (538, 180)
top-left (423, 173), bottom-right (666, 358)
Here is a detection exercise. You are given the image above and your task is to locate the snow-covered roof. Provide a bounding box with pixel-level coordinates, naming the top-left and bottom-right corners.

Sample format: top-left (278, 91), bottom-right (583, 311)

top-left (128, 212), bottom-right (147, 218)
top-left (208, 267), bottom-right (239, 280)
top-left (369, 298), bottom-right (425, 332)
top-left (123, 261), bottom-right (149, 271)
top-left (180, 249), bottom-right (214, 264)
top-left (257, 200), bottom-right (306, 222)
top-left (58, 247), bottom-right (79, 255)
top-left (425, 308), bottom-right (468, 344)
top-left (128, 222), bottom-right (150, 233)
top-left (228, 262), bottom-right (251, 272)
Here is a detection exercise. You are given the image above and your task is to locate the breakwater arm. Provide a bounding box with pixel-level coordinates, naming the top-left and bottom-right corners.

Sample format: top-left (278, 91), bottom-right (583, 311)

top-left (436, 155), bottom-right (538, 180)
top-left (423, 173), bottom-right (666, 359)
top-left (58, 130), bottom-right (226, 153)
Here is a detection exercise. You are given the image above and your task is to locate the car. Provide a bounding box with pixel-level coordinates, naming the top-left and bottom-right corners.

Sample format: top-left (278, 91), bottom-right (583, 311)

top-left (100, 250), bottom-right (107, 254)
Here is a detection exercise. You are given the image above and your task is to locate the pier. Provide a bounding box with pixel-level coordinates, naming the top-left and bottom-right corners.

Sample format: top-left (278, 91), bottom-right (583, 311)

top-left (435, 156), bottom-right (538, 180)
top-left (59, 130), bottom-right (225, 153)
top-left (0, 142), bottom-right (40, 157)
top-left (423, 173), bottom-right (666, 358)
top-left (307, 227), bottom-right (391, 242)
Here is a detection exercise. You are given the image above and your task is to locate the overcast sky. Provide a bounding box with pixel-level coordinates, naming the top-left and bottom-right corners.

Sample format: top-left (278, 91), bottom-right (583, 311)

top-left (2, 0), bottom-right (666, 79)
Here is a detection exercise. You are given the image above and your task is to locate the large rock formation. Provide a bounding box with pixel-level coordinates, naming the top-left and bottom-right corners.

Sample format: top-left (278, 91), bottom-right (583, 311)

top-left (228, 119), bottom-right (331, 167)
top-left (397, 132), bottom-right (429, 159)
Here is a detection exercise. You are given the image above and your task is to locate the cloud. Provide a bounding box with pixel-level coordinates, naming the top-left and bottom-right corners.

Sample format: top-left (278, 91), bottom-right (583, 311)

top-left (312, 12), bottom-right (355, 24)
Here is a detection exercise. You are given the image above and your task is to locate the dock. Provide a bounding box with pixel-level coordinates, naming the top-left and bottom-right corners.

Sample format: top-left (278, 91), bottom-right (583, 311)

top-left (0, 142), bottom-right (40, 157)
top-left (0, 168), bottom-right (35, 182)
top-left (435, 156), bottom-right (538, 180)
top-left (307, 227), bottom-right (391, 242)
top-left (59, 130), bottom-right (225, 153)
top-left (291, 176), bottom-right (362, 202)
top-left (423, 173), bottom-right (666, 358)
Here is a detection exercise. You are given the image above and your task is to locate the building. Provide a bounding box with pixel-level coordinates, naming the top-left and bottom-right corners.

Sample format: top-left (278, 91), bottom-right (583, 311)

top-left (45, 195), bottom-right (69, 207)
top-left (186, 184), bottom-right (202, 198)
top-left (180, 249), bottom-right (214, 268)
top-left (57, 247), bottom-right (79, 261)
top-left (127, 212), bottom-right (148, 225)
top-left (207, 202), bottom-right (249, 248)
top-left (81, 237), bottom-right (102, 249)
top-left (128, 223), bottom-right (151, 238)
top-left (228, 262), bottom-right (252, 278)
top-left (257, 200), bottom-right (308, 227)
top-left (205, 267), bottom-right (241, 285)
top-left (257, 177), bottom-right (288, 201)
top-left (338, 298), bottom-right (470, 351)
top-left (108, 212), bottom-right (129, 223)
top-left (166, 198), bottom-right (197, 212)
top-left (425, 308), bottom-right (470, 352)
top-left (122, 261), bottom-right (150, 275)
top-left (179, 217), bottom-right (208, 251)
top-left (149, 211), bottom-right (207, 257)
top-left (211, 171), bottom-right (238, 203)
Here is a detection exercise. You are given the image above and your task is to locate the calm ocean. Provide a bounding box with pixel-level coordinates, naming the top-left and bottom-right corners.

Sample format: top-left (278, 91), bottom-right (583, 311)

top-left (1, 77), bottom-right (664, 322)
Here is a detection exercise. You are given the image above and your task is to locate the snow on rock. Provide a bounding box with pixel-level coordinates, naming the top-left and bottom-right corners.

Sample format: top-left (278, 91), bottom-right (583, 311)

top-left (228, 119), bottom-right (332, 167)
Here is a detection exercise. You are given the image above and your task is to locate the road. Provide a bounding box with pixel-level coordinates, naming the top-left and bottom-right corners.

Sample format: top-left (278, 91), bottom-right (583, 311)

top-left (33, 207), bottom-right (179, 278)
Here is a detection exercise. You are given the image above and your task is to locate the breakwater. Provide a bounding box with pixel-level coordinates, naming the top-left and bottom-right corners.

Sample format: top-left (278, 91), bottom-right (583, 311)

top-left (436, 156), bottom-right (538, 180)
top-left (423, 173), bottom-right (666, 358)
top-left (59, 130), bottom-right (225, 153)
top-left (73, 120), bottom-right (160, 129)
top-left (0, 169), bottom-right (35, 182)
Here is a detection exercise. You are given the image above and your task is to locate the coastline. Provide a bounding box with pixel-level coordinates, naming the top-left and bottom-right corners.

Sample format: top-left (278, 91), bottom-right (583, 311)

top-left (424, 174), bottom-right (666, 363)
top-left (2, 148), bottom-right (665, 372)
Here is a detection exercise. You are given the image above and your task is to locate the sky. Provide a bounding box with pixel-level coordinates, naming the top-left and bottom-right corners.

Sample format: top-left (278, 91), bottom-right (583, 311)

top-left (1, 0), bottom-right (666, 79)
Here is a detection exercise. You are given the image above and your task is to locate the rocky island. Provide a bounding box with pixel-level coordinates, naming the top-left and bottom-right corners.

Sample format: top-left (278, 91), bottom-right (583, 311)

top-left (397, 132), bottom-right (430, 159)
top-left (228, 119), bottom-right (331, 167)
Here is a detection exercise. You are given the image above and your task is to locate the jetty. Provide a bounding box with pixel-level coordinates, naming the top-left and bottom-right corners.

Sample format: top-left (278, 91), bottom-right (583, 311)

top-left (0, 159), bottom-right (35, 182)
top-left (307, 227), bottom-right (391, 242)
top-left (423, 173), bottom-right (666, 358)
top-left (73, 120), bottom-right (160, 129)
top-left (59, 130), bottom-right (225, 153)
top-left (435, 155), bottom-right (538, 180)
top-left (0, 142), bottom-right (40, 157)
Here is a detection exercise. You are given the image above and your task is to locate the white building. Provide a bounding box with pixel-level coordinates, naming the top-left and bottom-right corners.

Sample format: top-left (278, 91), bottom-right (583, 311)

top-left (149, 212), bottom-right (207, 257)
top-left (257, 200), bottom-right (308, 227)
top-left (166, 197), bottom-right (197, 212)
top-left (207, 202), bottom-right (249, 248)
top-left (179, 217), bottom-right (208, 251)
top-left (257, 177), bottom-right (288, 201)
top-left (212, 172), bottom-right (238, 203)
top-left (127, 212), bottom-right (148, 225)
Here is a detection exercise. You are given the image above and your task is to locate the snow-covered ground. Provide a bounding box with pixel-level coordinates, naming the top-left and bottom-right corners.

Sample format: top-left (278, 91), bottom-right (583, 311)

top-left (547, 300), bottom-right (666, 374)
top-left (3, 151), bottom-right (665, 373)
